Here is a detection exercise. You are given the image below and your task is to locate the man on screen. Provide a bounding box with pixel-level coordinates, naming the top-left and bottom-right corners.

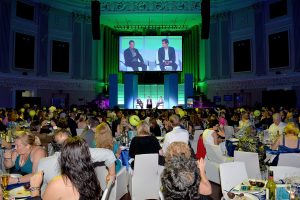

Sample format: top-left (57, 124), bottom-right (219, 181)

top-left (124, 40), bottom-right (147, 71)
top-left (158, 38), bottom-right (178, 71)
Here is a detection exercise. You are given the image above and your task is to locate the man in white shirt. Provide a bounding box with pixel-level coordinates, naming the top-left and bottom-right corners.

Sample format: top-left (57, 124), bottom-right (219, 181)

top-left (161, 114), bottom-right (189, 155)
top-left (38, 129), bottom-right (116, 194)
top-left (268, 113), bottom-right (286, 143)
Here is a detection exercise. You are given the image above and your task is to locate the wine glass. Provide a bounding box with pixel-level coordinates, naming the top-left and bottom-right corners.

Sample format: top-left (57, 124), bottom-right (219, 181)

top-left (1, 173), bottom-right (10, 199)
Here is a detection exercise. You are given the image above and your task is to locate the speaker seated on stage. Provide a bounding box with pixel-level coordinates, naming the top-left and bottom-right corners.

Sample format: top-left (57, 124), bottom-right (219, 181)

top-left (146, 96), bottom-right (152, 109)
top-left (123, 40), bottom-right (147, 71)
top-left (156, 96), bottom-right (164, 108)
top-left (157, 38), bottom-right (178, 71)
top-left (136, 98), bottom-right (143, 109)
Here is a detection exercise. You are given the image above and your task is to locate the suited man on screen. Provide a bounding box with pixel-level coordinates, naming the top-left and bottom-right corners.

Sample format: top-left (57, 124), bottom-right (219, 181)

top-left (158, 38), bottom-right (178, 71)
top-left (124, 40), bottom-right (147, 71)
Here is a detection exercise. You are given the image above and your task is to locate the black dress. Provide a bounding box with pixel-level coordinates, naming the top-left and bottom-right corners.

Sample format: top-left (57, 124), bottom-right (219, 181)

top-left (129, 136), bottom-right (161, 169)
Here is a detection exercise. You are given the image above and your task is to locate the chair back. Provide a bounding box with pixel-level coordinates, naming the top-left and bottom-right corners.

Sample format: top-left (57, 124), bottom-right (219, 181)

top-left (76, 128), bottom-right (84, 136)
top-left (131, 153), bottom-right (159, 200)
top-left (101, 179), bottom-right (115, 200)
top-left (191, 130), bottom-right (203, 154)
top-left (234, 151), bottom-right (261, 179)
top-left (205, 143), bottom-right (227, 163)
top-left (269, 166), bottom-right (300, 181)
top-left (109, 167), bottom-right (128, 200)
top-left (219, 162), bottom-right (248, 193)
top-left (278, 153), bottom-right (300, 168)
top-left (224, 126), bottom-right (234, 139)
top-left (94, 164), bottom-right (108, 191)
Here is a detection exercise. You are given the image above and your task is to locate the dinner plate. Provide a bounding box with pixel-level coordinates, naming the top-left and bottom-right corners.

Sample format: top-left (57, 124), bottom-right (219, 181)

top-left (9, 186), bottom-right (31, 199)
top-left (223, 193), bottom-right (259, 200)
top-left (10, 174), bottom-right (22, 178)
top-left (120, 146), bottom-right (129, 150)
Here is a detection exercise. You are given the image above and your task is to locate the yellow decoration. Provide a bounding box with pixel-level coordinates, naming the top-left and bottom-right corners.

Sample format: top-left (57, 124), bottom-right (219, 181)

top-left (129, 115), bottom-right (140, 126)
top-left (29, 110), bottom-right (36, 117)
top-left (254, 110), bottom-right (261, 117)
top-left (49, 106), bottom-right (56, 112)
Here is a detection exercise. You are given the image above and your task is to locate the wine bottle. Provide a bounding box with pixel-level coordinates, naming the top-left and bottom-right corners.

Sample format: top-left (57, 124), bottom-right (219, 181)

top-left (266, 170), bottom-right (276, 200)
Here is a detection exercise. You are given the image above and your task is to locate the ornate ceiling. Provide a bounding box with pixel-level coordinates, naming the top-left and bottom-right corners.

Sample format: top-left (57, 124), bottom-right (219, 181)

top-left (40, 0), bottom-right (264, 28)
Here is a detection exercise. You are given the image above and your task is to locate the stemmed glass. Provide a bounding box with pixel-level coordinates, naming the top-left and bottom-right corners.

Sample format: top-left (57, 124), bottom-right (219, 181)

top-left (1, 173), bottom-right (10, 199)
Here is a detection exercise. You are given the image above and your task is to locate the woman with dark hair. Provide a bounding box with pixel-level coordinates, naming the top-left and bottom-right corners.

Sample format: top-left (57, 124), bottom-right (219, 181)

top-left (161, 155), bottom-right (212, 200)
top-left (30, 137), bottom-right (101, 200)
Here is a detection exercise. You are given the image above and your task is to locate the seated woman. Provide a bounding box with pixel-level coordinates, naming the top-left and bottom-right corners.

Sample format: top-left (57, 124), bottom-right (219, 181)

top-left (116, 117), bottom-right (134, 137)
top-left (95, 122), bottom-right (122, 173)
top-left (161, 142), bottom-right (212, 199)
top-left (30, 137), bottom-right (101, 200)
top-left (149, 117), bottom-right (161, 136)
top-left (271, 122), bottom-right (300, 152)
top-left (202, 119), bottom-right (225, 146)
top-left (4, 131), bottom-right (46, 184)
top-left (129, 121), bottom-right (161, 169)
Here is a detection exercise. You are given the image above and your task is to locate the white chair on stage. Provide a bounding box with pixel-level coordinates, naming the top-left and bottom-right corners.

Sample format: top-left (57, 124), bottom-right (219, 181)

top-left (129, 154), bottom-right (160, 200)
top-left (204, 143), bottom-right (233, 184)
top-left (278, 153), bottom-right (300, 168)
top-left (219, 162), bottom-right (248, 197)
top-left (269, 166), bottom-right (300, 182)
top-left (224, 126), bottom-right (235, 139)
top-left (190, 130), bottom-right (203, 154)
top-left (234, 151), bottom-right (261, 179)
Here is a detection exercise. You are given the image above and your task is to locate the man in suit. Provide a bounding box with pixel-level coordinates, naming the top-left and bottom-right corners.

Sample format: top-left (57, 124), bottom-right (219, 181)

top-left (136, 97), bottom-right (143, 109)
top-left (158, 38), bottom-right (178, 71)
top-left (156, 96), bottom-right (164, 108)
top-left (146, 96), bottom-right (152, 109)
top-left (124, 40), bottom-right (147, 71)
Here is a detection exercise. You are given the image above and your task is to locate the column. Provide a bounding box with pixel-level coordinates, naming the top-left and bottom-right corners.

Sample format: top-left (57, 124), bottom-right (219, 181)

top-left (220, 12), bottom-right (231, 78)
top-left (292, 0), bottom-right (300, 71)
top-left (124, 74), bottom-right (138, 109)
top-left (209, 19), bottom-right (220, 79)
top-left (36, 4), bottom-right (49, 76)
top-left (83, 22), bottom-right (92, 79)
top-left (184, 74), bottom-right (193, 106)
top-left (254, 2), bottom-right (267, 75)
top-left (164, 73), bottom-right (178, 109)
top-left (0, 0), bottom-right (12, 73)
top-left (109, 74), bottom-right (118, 109)
top-left (72, 13), bottom-right (82, 79)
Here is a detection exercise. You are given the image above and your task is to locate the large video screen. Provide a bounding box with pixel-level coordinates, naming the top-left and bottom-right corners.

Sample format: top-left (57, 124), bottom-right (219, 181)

top-left (119, 36), bottom-right (182, 72)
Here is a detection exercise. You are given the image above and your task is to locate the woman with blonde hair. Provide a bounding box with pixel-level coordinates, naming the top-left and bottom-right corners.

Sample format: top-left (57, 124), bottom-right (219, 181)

top-left (95, 122), bottom-right (122, 173)
top-left (129, 121), bottom-right (161, 169)
top-left (4, 131), bottom-right (46, 184)
top-left (272, 122), bottom-right (300, 152)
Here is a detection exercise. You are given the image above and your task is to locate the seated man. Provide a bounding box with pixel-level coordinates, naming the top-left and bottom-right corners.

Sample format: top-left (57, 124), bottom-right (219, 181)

top-left (136, 98), bottom-right (143, 109)
top-left (124, 40), bottom-right (147, 71)
top-left (146, 96), bottom-right (152, 109)
top-left (158, 38), bottom-right (178, 71)
top-left (156, 96), bottom-right (164, 108)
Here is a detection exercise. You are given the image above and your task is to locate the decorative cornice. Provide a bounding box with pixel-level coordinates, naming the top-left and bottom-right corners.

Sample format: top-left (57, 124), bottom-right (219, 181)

top-left (0, 75), bottom-right (97, 91)
top-left (99, 1), bottom-right (201, 13)
top-left (206, 74), bottom-right (300, 90)
top-left (72, 12), bottom-right (91, 23)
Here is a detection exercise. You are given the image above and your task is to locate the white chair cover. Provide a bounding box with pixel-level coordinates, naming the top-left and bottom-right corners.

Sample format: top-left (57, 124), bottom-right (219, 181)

top-left (234, 151), bottom-right (261, 179)
top-left (219, 162), bottom-right (248, 195)
top-left (130, 153), bottom-right (159, 200)
top-left (270, 166), bottom-right (300, 182)
top-left (109, 166), bottom-right (128, 200)
top-left (278, 153), bottom-right (300, 168)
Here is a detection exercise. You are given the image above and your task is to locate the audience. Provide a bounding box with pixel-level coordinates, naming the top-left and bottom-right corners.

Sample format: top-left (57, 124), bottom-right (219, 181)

top-left (81, 117), bottom-right (99, 147)
top-left (268, 113), bottom-right (287, 143)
